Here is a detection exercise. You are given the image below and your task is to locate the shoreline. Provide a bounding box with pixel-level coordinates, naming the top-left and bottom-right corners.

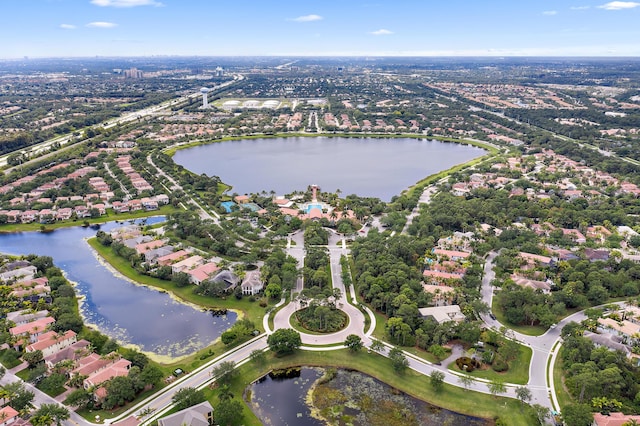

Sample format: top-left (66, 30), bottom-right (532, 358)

top-left (83, 236), bottom-right (241, 363)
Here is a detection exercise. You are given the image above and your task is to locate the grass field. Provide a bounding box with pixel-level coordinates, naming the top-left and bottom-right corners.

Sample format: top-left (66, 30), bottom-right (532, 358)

top-left (448, 344), bottom-right (532, 385)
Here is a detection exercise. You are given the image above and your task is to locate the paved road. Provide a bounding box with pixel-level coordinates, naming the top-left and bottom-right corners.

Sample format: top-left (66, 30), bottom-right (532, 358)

top-left (1, 74), bottom-right (244, 171)
top-left (145, 154), bottom-right (218, 222)
top-left (0, 368), bottom-right (88, 426)
top-left (273, 230), bottom-right (367, 345)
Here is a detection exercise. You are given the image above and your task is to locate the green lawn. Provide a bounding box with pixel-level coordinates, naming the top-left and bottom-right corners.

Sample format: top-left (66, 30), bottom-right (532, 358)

top-left (448, 344), bottom-right (532, 385)
top-left (212, 349), bottom-right (538, 426)
top-left (0, 205), bottom-right (180, 233)
top-left (403, 346), bottom-right (445, 364)
top-left (553, 347), bottom-right (574, 411)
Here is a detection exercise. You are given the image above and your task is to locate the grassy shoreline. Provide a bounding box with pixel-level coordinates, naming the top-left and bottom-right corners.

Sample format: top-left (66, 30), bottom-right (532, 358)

top-left (222, 349), bottom-right (537, 426)
top-left (86, 238), bottom-right (274, 366)
top-left (163, 132), bottom-right (497, 157)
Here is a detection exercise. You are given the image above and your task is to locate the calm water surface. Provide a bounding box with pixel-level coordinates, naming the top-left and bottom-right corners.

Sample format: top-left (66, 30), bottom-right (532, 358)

top-left (173, 137), bottom-right (485, 201)
top-left (248, 367), bottom-right (490, 426)
top-left (0, 218), bottom-right (236, 360)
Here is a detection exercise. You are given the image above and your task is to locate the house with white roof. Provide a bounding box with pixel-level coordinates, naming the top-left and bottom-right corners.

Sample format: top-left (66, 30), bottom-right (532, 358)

top-left (418, 305), bottom-right (466, 324)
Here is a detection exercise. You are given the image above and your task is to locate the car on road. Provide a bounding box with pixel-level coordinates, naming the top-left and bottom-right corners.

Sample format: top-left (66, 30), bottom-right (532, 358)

top-left (489, 312), bottom-right (497, 320)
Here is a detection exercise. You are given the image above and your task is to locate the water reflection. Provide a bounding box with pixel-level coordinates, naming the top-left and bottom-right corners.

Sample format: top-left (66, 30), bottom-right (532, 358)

top-left (0, 218), bottom-right (236, 359)
top-left (174, 137), bottom-right (485, 201)
top-left (248, 367), bottom-right (491, 426)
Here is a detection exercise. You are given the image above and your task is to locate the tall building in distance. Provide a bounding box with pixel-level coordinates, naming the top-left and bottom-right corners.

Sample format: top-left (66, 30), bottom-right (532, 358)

top-left (215, 66), bottom-right (224, 77)
top-left (124, 67), bottom-right (144, 79)
top-left (200, 87), bottom-right (210, 108)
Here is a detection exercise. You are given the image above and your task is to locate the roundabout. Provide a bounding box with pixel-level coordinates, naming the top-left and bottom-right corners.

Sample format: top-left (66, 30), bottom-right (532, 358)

top-left (269, 228), bottom-right (374, 346)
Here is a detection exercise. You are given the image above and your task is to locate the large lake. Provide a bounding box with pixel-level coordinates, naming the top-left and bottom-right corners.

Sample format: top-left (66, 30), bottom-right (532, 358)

top-left (0, 218), bottom-right (236, 361)
top-left (173, 137), bottom-right (485, 201)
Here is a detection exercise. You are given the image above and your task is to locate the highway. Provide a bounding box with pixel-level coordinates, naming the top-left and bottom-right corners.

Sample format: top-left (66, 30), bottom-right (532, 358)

top-left (0, 74), bottom-right (244, 170)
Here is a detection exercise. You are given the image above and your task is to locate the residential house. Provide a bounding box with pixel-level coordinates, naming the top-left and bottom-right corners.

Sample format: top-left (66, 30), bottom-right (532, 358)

top-left (6, 210), bottom-right (21, 223)
top-left (519, 252), bottom-right (553, 267)
top-left (26, 330), bottom-right (77, 358)
top-left (154, 194), bottom-right (170, 205)
top-left (0, 407), bottom-right (19, 426)
top-left (44, 339), bottom-right (91, 370)
top-left (234, 195), bottom-right (250, 204)
top-left (186, 262), bottom-right (220, 285)
top-left (422, 270), bottom-right (464, 283)
top-left (122, 235), bottom-right (153, 249)
top-left (418, 305), bottom-right (466, 324)
top-left (0, 266), bottom-right (37, 282)
top-left (593, 412), bottom-right (640, 426)
top-left (6, 309), bottom-right (50, 326)
top-left (584, 248), bottom-right (610, 263)
top-left (171, 255), bottom-right (204, 274)
top-left (74, 206), bottom-right (90, 218)
top-left (597, 317), bottom-right (640, 345)
top-left (586, 226), bottom-right (612, 243)
top-left (241, 270), bottom-right (264, 295)
top-left (157, 401), bottom-right (214, 426)
top-left (583, 331), bottom-right (630, 357)
top-left (156, 250), bottom-right (190, 266)
top-left (140, 197), bottom-right (158, 210)
top-left (432, 248), bottom-right (471, 261)
top-left (20, 210), bottom-right (38, 223)
top-left (510, 275), bottom-right (551, 294)
top-left (10, 278), bottom-right (51, 299)
top-left (421, 284), bottom-right (455, 306)
top-left (210, 270), bottom-right (239, 292)
top-left (128, 199), bottom-right (143, 211)
top-left (9, 316), bottom-right (56, 344)
top-left (135, 239), bottom-right (165, 255)
top-left (83, 358), bottom-right (132, 390)
top-left (144, 245), bottom-right (175, 263)
top-left (56, 208), bottom-right (73, 221)
top-left (562, 228), bottom-right (587, 244)
top-left (38, 209), bottom-right (54, 222)
top-left (111, 201), bottom-right (129, 213)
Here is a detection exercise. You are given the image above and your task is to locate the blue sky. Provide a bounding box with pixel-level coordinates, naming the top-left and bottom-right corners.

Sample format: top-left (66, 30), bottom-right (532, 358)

top-left (2, 0), bottom-right (640, 58)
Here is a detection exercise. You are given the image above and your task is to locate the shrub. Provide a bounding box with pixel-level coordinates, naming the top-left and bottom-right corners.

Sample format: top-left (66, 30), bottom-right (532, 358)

top-left (492, 357), bottom-right (509, 372)
top-left (455, 357), bottom-right (480, 372)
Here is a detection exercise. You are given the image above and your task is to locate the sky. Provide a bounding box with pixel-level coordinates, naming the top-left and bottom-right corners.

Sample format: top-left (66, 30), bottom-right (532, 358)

top-left (2, 0), bottom-right (640, 58)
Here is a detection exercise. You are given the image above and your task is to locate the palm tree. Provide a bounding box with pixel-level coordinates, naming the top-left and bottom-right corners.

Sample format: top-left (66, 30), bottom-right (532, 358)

top-left (218, 384), bottom-right (234, 402)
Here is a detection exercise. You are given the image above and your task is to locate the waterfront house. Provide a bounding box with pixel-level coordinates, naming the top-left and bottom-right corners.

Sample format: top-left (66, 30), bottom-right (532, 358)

top-left (158, 401), bottom-right (214, 426)
top-left (241, 270), bottom-right (264, 295)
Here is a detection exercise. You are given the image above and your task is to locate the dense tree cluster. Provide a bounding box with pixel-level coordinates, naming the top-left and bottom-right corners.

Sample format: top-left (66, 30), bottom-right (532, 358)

top-left (561, 325), bottom-right (640, 414)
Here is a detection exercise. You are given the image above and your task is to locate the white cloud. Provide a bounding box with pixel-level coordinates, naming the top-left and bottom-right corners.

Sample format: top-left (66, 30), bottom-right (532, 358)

top-left (598, 1), bottom-right (640, 10)
top-left (60, 24), bottom-right (77, 29)
top-left (86, 21), bottom-right (118, 28)
top-left (370, 29), bottom-right (393, 35)
top-left (543, 10), bottom-right (558, 15)
top-left (290, 14), bottom-right (323, 22)
top-left (91, 0), bottom-right (162, 7)
top-left (570, 5), bottom-right (591, 10)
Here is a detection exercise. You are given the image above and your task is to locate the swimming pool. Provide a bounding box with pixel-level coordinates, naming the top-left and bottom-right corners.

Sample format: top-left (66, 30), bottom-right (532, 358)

top-left (305, 203), bottom-right (323, 213)
top-left (221, 201), bottom-right (236, 212)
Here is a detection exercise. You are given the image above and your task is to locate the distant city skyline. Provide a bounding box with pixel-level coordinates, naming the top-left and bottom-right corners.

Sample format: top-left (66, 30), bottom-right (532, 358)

top-left (2, 0), bottom-right (640, 58)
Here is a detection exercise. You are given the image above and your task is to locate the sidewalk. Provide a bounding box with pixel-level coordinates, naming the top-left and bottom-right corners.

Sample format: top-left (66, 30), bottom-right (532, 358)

top-left (9, 361), bottom-right (27, 374)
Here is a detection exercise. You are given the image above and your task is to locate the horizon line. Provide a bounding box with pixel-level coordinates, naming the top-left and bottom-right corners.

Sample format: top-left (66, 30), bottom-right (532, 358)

top-left (4, 54), bottom-right (640, 61)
